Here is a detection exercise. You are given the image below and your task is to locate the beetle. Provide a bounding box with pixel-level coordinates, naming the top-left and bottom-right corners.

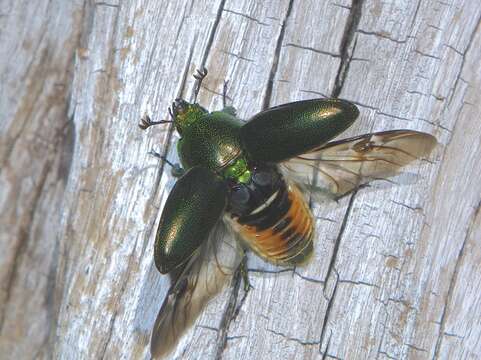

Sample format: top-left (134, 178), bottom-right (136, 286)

top-left (139, 68), bottom-right (437, 358)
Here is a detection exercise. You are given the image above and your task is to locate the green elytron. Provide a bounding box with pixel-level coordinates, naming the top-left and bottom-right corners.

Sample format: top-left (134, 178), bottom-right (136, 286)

top-left (139, 68), bottom-right (436, 358)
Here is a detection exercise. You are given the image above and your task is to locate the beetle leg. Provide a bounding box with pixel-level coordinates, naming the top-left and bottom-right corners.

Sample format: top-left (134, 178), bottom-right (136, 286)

top-left (138, 114), bottom-right (172, 130)
top-left (222, 80), bottom-right (229, 108)
top-left (193, 67), bottom-right (208, 103)
top-left (239, 254), bottom-right (253, 293)
top-left (220, 80), bottom-right (239, 117)
top-left (148, 150), bottom-right (185, 177)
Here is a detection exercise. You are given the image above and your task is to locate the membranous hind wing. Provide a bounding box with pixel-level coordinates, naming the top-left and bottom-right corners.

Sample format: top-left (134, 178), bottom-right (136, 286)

top-left (283, 130), bottom-right (437, 197)
top-left (151, 221), bottom-right (241, 359)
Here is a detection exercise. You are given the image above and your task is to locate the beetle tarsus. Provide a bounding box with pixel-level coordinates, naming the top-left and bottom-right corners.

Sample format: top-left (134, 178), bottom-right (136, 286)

top-left (148, 150), bottom-right (184, 177)
top-left (193, 67), bottom-right (208, 102)
top-left (139, 114), bottom-right (172, 130)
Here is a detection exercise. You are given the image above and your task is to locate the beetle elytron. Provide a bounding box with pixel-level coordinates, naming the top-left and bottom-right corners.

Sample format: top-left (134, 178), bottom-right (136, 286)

top-left (139, 68), bottom-right (436, 358)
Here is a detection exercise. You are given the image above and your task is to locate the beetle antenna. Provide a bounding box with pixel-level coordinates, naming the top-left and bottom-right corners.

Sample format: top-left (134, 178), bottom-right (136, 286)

top-left (139, 114), bottom-right (173, 130)
top-left (192, 67), bottom-right (208, 103)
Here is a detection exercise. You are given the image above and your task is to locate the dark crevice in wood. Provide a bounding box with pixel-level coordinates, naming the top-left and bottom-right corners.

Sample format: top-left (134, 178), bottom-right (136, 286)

top-left (284, 42), bottom-right (341, 58)
top-left (41, 5), bottom-right (91, 357)
top-left (261, 0), bottom-right (295, 110)
top-left (154, 0), bottom-right (226, 185)
top-left (214, 267), bottom-right (243, 360)
top-left (50, 3), bottom-right (122, 356)
top-left (199, 0), bottom-right (227, 70)
top-left (378, 350), bottom-right (398, 360)
top-left (320, 331), bottom-right (332, 359)
top-left (0, 160), bottom-right (52, 333)
top-left (294, 270), bottom-right (325, 285)
top-left (447, 17), bottom-right (480, 108)
top-left (150, 44), bottom-right (195, 206)
top-left (338, 278), bottom-right (380, 289)
top-left (222, 50), bottom-right (255, 63)
top-left (413, 48), bottom-right (441, 60)
top-left (356, 29), bottom-right (407, 44)
top-left (318, 275), bottom-right (339, 355)
top-left (409, 0), bottom-right (422, 31)
top-left (231, 282), bottom-right (250, 323)
top-left (223, 8), bottom-right (269, 26)
top-left (331, 0), bottom-right (363, 98)
top-left (317, 188), bottom-right (357, 353)
top-left (405, 342), bottom-right (428, 353)
top-left (323, 191), bottom-right (357, 285)
top-left (212, 3), bottom-right (296, 353)
top-left (41, 119), bottom-right (77, 359)
top-left (94, 2), bottom-right (120, 9)
top-left (266, 327), bottom-right (321, 346)
top-left (149, 2), bottom-right (230, 356)
top-left (432, 201), bottom-right (480, 359)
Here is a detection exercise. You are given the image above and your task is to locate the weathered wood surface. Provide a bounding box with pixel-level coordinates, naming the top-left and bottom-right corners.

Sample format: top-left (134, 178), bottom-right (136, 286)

top-left (1, 0), bottom-right (480, 359)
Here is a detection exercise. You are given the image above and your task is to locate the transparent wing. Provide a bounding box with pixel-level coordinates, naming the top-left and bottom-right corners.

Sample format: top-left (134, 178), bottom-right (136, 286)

top-left (282, 130), bottom-right (437, 197)
top-left (151, 220), bottom-right (241, 359)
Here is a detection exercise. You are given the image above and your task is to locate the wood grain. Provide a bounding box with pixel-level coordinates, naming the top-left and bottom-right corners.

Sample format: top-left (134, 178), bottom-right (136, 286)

top-left (1, 0), bottom-right (480, 359)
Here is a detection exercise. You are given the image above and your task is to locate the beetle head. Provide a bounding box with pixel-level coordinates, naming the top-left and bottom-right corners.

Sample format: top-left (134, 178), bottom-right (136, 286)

top-left (171, 98), bottom-right (207, 135)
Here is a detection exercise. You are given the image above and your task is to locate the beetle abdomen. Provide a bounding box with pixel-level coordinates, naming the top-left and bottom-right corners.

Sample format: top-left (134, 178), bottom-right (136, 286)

top-left (227, 168), bottom-right (314, 265)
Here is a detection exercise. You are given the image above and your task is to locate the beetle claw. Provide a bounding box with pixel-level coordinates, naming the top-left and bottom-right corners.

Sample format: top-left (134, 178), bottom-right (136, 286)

top-left (139, 114), bottom-right (172, 129)
top-left (194, 67), bottom-right (208, 79)
top-left (139, 114), bottom-right (152, 130)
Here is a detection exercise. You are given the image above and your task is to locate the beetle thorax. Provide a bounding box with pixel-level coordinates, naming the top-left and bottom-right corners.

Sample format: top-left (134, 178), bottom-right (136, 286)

top-left (223, 157), bottom-right (251, 183)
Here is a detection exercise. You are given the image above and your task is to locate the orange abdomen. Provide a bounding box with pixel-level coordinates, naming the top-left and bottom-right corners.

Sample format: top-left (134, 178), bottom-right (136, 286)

top-left (231, 183), bottom-right (314, 266)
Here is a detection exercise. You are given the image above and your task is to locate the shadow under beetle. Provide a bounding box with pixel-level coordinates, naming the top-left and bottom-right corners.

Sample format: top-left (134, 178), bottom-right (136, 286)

top-left (139, 68), bottom-right (437, 358)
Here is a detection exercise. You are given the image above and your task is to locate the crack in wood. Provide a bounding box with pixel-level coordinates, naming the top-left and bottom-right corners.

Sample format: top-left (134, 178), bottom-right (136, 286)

top-left (284, 42), bottom-right (341, 58)
top-left (409, 0), bottom-right (422, 31)
top-left (214, 268), bottom-right (242, 360)
top-left (431, 201), bottom-right (480, 359)
top-left (331, 0), bottom-right (363, 98)
top-left (356, 29), bottom-right (407, 44)
top-left (338, 278), bottom-right (380, 289)
top-left (199, 0), bottom-right (227, 69)
top-left (266, 327), bottom-right (321, 346)
top-left (299, 89), bottom-right (328, 98)
top-left (324, 191), bottom-right (357, 285)
top-left (147, 42), bottom-right (195, 216)
top-left (222, 50), bottom-right (255, 63)
top-left (413, 49), bottom-right (441, 60)
top-left (378, 350), bottom-right (398, 360)
top-left (318, 276), bottom-right (339, 356)
top-left (261, 0), bottom-right (295, 110)
top-left (223, 8), bottom-right (269, 26)
top-left (94, 2), bottom-right (120, 9)
top-left (447, 18), bottom-right (480, 108)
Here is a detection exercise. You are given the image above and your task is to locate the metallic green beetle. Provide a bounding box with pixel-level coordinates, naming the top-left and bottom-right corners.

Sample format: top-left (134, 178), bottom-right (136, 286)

top-left (140, 68), bottom-right (436, 358)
